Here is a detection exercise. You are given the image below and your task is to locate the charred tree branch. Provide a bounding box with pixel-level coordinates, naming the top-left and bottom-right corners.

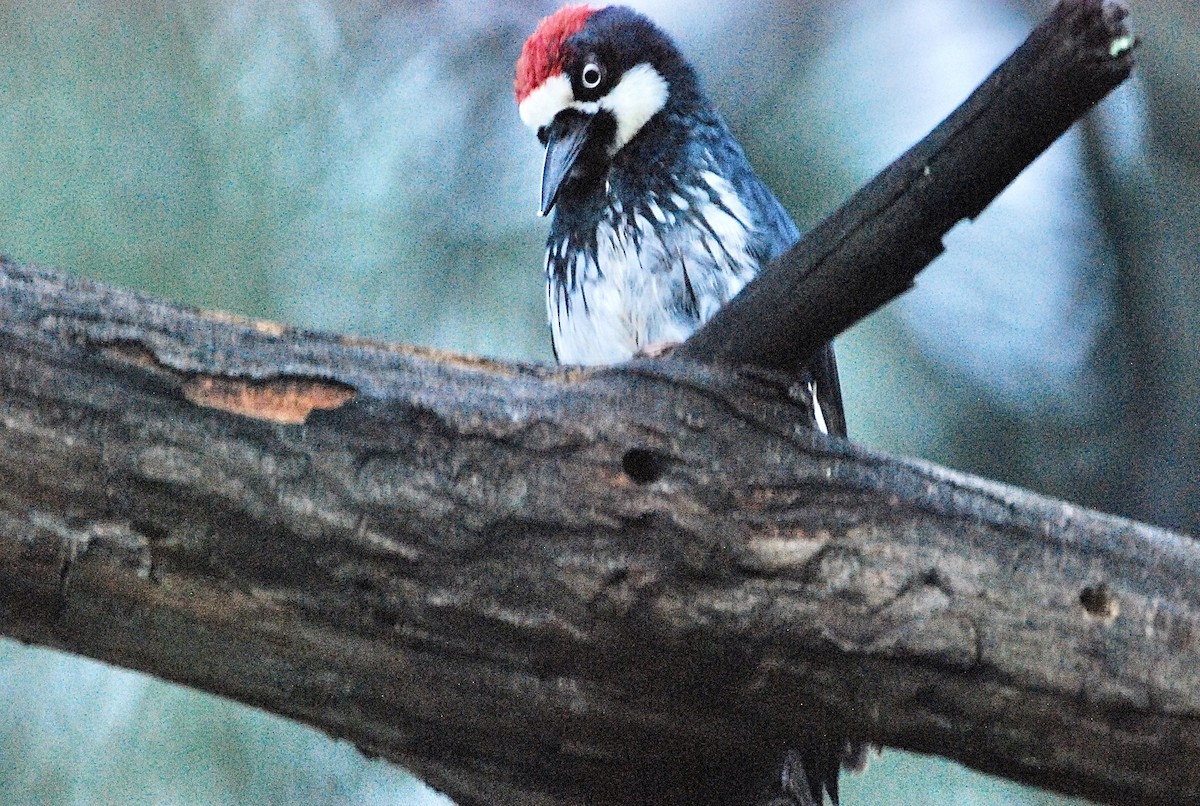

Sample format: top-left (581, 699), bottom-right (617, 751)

top-left (678, 0), bottom-right (1135, 372)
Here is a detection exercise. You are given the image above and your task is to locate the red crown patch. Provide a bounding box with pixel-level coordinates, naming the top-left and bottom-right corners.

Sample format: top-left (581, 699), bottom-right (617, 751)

top-left (515, 5), bottom-right (596, 103)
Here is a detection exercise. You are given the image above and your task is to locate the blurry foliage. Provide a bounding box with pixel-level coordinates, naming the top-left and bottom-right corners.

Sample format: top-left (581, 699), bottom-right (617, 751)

top-left (0, 1), bottom-right (1194, 804)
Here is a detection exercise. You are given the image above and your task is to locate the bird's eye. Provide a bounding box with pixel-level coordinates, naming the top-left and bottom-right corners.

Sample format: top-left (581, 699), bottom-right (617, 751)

top-left (580, 62), bottom-right (604, 89)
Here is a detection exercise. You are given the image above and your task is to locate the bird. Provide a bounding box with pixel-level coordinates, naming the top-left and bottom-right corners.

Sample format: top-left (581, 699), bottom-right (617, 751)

top-left (514, 2), bottom-right (845, 438)
top-left (515, 5), bottom-right (860, 803)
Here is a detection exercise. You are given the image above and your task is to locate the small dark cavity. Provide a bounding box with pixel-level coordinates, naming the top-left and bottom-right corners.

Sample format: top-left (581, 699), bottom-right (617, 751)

top-left (921, 567), bottom-right (947, 589)
top-left (1079, 583), bottom-right (1119, 620)
top-left (622, 511), bottom-right (656, 529)
top-left (622, 448), bottom-right (670, 484)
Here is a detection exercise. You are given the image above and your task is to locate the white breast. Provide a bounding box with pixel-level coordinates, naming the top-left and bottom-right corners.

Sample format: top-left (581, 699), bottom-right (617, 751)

top-left (548, 175), bottom-right (758, 366)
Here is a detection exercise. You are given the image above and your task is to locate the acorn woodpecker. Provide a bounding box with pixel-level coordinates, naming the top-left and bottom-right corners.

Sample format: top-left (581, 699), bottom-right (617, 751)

top-left (515, 3), bottom-right (845, 438)
top-left (516, 5), bottom-right (860, 803)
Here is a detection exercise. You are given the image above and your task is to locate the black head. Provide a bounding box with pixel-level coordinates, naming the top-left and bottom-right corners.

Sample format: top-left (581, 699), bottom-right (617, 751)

top-left (515, 5), bottom-right (705, 214)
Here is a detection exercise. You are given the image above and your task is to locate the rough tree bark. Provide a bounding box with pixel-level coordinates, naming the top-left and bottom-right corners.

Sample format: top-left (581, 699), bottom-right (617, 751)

top-left (2, 2), bottom-right (1191, 806)
top-left (1, 259), bottom-right (1197, 806)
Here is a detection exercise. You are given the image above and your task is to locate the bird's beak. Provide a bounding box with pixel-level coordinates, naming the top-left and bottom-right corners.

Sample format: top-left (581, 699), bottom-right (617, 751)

top-left (539, 110), bottom-right (595, 216)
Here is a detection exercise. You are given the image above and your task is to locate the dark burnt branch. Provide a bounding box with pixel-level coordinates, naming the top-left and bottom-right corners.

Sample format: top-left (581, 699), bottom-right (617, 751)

top-left (678, 0), bottom-right (1136, 370)
top-left (0, 258), bottom-right (1197, 806)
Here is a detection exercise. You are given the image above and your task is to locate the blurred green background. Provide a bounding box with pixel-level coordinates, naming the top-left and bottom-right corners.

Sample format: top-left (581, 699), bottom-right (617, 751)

top-left (0, 1), bottom-right (1195, 804)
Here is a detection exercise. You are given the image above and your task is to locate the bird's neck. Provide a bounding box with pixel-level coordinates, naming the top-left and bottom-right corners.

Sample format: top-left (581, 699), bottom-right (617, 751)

top-left (551, 98), bottom-right (730, 235)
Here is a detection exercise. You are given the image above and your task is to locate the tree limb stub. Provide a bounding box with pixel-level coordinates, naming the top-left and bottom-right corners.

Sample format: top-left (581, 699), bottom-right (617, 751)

top-left (678, 0), bottom-right (1136, 372)
top-left (0, 258), bottom-right (1197, 806)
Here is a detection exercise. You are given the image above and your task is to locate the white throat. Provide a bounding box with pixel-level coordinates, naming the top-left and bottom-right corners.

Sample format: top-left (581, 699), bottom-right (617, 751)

top-left (599, 64), bottom-right (668, 152)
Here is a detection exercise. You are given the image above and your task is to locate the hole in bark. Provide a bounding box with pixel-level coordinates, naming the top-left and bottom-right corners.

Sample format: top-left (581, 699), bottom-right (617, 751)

top-left (622, 448), bottom-right (668, 484)
top-left (1079, 583), bottom-right (1119, 620)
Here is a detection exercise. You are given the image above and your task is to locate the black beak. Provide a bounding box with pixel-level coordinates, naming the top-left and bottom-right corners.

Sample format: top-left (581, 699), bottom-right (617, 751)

top-left (539, 110), bottom-right (596, 216)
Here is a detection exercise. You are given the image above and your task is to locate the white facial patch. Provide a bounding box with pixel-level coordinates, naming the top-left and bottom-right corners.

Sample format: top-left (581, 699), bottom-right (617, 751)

top-left (519, 62), bottom-right (668, 154)
top-left (519, 72), bottom-right (574, 130)
top-left (600, 63), bottom-right (668, 152)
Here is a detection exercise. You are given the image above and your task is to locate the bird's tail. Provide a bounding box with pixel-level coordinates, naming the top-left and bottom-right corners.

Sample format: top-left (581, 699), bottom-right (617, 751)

top-left (761, 740), bottom-right (872, 806)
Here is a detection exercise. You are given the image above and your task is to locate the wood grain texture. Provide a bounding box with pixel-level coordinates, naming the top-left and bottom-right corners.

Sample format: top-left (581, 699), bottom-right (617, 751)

top-left (0, 259), bottom-right (1196, 805)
